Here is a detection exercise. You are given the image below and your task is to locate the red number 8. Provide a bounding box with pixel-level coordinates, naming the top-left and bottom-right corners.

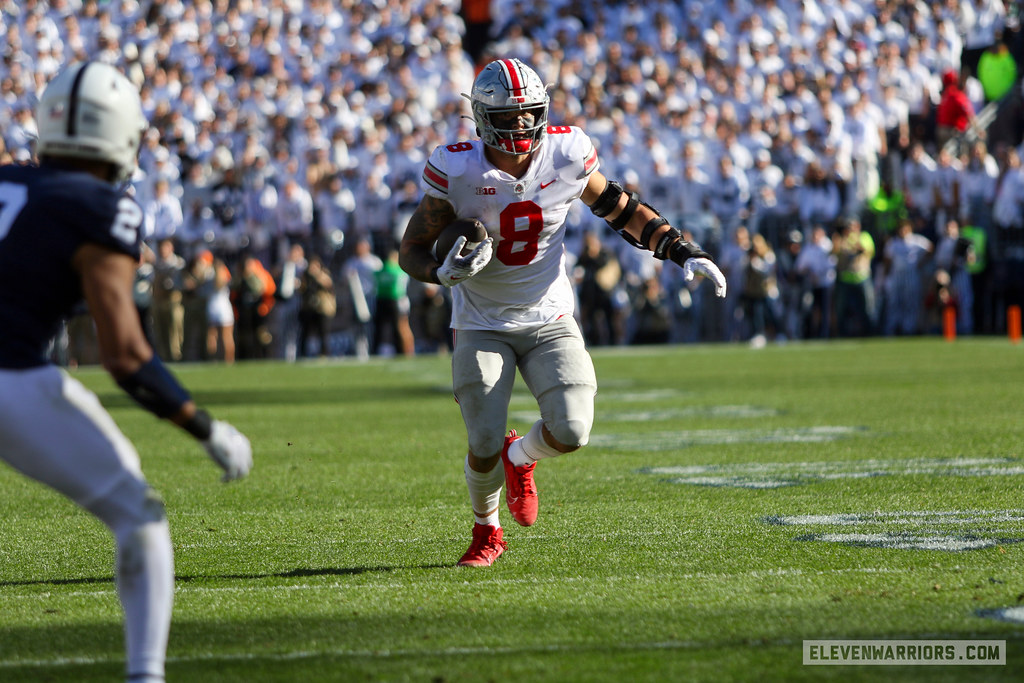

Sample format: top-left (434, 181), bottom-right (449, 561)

top-left (445, 141), bottom-right (473, 153)
top-left (497, 200), bottom-right (543, 266)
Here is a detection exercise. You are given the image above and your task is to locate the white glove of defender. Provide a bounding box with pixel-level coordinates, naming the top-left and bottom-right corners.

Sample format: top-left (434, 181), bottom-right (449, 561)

top-left (682, 257), bottom-right (728, 298)
top-left (436, 236), bottom-right (493, 287)
top-left (202, 420), bottom-right (253, 482)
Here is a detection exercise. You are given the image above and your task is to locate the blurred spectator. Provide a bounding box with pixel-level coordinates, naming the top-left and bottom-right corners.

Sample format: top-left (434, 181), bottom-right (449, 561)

top-left (901, 142), bottom-right (940, 236)
top-left (298, 254), bottom-right (336, 358)
top-left (961, 219), bottom-right (993, 334)
top-left (207, 257), bottom-right (236, 364)
top-left (151, 238), bottom-right (185, 361)
top-left (932, 146), bottom-right (964, 239)
top-left (134, 243), bottom-right (155, 346)
top-left (411, 281), bottom-right (455, 355)
top-left (794, 224), bottom-right (837, 338)
top-left (342, 237), bottom-right (382, 361)
top-left (208, 164), bottom-right (248, 264)
top-left (181, 250), bottom-right (214, 362)
top-left (882, 218), bottom-right (934, 336)
top-left (373, 250), bottom-right (414, 358)
top-left (630, 277), bottom-right (672, 346)
top-left (358, 172), bottom-right (396, 258)
top-left (935, 70), bottom-right (979, 153)
top-left (314, 173), bottom-right (356, 257)
top-left (958, 139), bottom-right (999, 232)
top-left (719, 225), bottom-right (752, 342)
top-left (993, 147), bottom-right (1024, 234)
top-left (775, 230), bottom-right (806, 341)
top-left (574, 231), bottom-right (623, 347)
top-left (798, 162), bottom-right (843, 235)
top-left (833, 216), bottom-right (877, 337)
top-left (934, 218), bottom-right (976, 334)
top-left (232, 256), bottom-right (275, 360)
top-left (276, 178), bottom-right (315, 263)
top-left (707, 155), bottom-right (750, 236)
top-left (272, 244), bottom-right (307, 361)
top-left (866, 180), bottom-right (910, 240)
top-left (976, 38), bottom-right (1018, 103)
top-left (741, 233), bottom-right (779, 347)
top-left (143, 177), bottom-right (184, 243)
top-left (747, 148), bottom-right (786, 243)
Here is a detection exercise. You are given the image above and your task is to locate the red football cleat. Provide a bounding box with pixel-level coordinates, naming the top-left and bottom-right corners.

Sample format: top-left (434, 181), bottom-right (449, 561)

top-left (500, 429), bottom-right (538, 526)
top-left (457, 523), bottom-right (507, 567)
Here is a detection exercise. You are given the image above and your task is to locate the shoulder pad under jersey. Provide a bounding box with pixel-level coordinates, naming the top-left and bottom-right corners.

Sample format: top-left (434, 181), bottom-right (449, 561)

top-left (45, 170), bottom-right (143, 261)
top-left (546, 125), bottom-right (599, 181)
top-left (421, 140), bottom-right (477, 199)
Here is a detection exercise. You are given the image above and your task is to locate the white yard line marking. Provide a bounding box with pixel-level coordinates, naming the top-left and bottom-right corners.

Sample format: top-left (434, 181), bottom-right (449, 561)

top-left (766, 509), bottom-right (1024, 526)
top-left (592, 426), bottom-right (865, 450)
top-left (765, 509), bottom-right (1024, 552)
top-left (979, 607), bottom-right (1024, 624)
top-left (511, 405), bottom-right (780, 423)
top-left (644, 457), bottom-right (1024, 488)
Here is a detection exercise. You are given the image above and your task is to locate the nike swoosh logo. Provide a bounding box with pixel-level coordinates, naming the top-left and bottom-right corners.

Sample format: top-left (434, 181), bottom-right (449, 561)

top-left (508, 495), bottom-right (519, 504)
top-left (539, 179), bottom-right (556, 189)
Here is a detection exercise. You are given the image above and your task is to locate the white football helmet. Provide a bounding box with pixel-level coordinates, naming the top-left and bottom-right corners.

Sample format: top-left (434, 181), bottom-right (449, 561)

top-left (35, 61), bottom-right (147, 184)
top-left (466, 58), bottom-right (549, 155)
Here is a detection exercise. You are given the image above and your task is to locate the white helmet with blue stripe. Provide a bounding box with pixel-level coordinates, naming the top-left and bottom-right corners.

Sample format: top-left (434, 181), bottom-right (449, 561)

top-left (35, 61), bottom-right (147, 184)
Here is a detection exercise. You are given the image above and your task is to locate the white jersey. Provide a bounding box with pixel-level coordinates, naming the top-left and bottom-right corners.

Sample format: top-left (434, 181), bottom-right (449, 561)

top-left (422, 126), bottom-right (599, 331)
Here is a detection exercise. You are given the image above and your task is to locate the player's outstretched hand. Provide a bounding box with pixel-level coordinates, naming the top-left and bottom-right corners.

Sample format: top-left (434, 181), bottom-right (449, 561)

top-left (683, 257), bottom-right (728, 298)
top-left (436, 236), bottom-right (493, 287)
top-left (202, 420), bottom-right (253, 482)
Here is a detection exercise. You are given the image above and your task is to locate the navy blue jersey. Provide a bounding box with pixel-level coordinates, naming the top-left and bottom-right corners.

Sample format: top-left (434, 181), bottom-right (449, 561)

top-left (0, 164), bottom-right (143, 368)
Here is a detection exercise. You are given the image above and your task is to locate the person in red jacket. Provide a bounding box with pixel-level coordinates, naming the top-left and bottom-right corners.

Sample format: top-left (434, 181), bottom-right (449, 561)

top-left (935, 70), bottom-right (981, 152)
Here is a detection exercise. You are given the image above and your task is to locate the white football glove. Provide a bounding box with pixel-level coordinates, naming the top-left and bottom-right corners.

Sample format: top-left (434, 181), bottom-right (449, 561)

top-left (202, 420), bottom-right (253, 482)
top-left (682, 257), bottom-right (728, 298)
top-left (436, 236), bottom-right (493, 287)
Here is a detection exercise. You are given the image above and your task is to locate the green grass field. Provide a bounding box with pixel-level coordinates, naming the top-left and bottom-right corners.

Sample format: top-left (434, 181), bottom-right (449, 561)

top-left (1, 338), bottom-right (1022, 682)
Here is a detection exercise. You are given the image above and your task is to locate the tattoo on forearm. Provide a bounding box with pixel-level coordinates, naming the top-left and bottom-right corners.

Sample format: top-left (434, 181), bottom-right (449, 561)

top-left (399, 195), bottom-right (455, 282)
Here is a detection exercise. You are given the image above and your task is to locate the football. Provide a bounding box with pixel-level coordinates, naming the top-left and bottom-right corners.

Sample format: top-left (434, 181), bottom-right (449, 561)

top-left (435, 218), bottom-right (488, 259)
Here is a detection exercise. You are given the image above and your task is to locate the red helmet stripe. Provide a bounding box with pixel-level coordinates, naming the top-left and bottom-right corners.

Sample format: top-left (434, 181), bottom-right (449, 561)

top-left (500, 59), bottom-right (524, 96)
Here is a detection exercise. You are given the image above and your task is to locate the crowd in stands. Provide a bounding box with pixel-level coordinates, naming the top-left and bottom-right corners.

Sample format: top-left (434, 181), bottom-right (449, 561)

top-left (3, 0), bottom-right (1024, 362)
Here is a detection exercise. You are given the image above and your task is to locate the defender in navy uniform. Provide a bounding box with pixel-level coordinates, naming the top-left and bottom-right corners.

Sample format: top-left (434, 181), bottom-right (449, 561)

top-left (0, 62), bottom-right (252, 683)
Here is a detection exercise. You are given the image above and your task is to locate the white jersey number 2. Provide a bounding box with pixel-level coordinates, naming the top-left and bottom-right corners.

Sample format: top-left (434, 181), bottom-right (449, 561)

top-left (111, 197), bottom-right (143, 247)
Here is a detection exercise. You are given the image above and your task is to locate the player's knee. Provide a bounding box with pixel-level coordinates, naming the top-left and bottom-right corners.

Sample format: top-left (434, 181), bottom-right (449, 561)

top-left (547, 417), bottom-right (590, 450)
top-left (87, 480), bottom-right (167, 538)
top-left (116, 518), bottom-right (167, 577)
top-left (469, 432), bottom-right (505, 460)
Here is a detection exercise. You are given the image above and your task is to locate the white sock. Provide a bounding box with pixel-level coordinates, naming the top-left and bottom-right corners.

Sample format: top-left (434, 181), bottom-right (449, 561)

top-left (507, 419), bottom-right (562, 466)
top-left (465, 455), bottom-right (503, 527)
top-left (116, 520), bottom-right (174, 681)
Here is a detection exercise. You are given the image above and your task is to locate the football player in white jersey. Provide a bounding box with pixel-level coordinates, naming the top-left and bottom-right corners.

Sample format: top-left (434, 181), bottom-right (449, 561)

top-left (0, 63), bottom-right (252, 682)
top-left (399, 58), bottom-right (726, 567)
